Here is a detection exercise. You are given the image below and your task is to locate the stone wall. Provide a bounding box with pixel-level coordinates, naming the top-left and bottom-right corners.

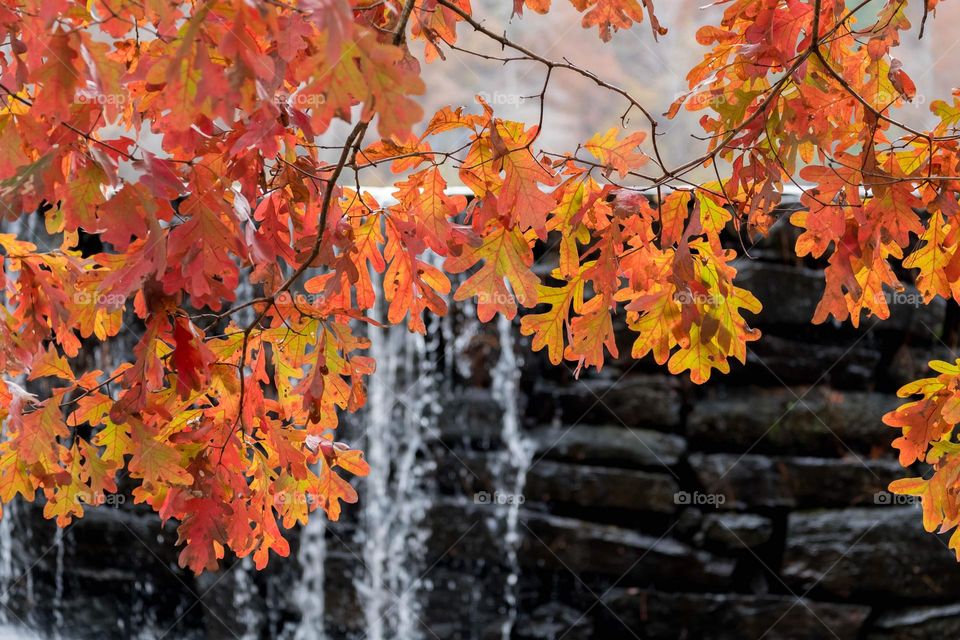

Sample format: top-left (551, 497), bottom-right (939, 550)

top-left (393, 215), bottom-right (960, 639)
top-left (4, 214), bottom-right (960, 640)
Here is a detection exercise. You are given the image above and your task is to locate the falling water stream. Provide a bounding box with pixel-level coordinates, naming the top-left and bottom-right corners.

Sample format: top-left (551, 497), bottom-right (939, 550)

top-left (490, 315), bottom-right (532, 640)
top-left (51, 528), bottom-right (64, 638)
top-left (354, 287), bottom-right (440, 640)
top-left (0, 497), bottom-right (15, 622)
top-left (294, 515), bottom-right (327, 640)
top-left (289, 311), bottom-right (530, 639)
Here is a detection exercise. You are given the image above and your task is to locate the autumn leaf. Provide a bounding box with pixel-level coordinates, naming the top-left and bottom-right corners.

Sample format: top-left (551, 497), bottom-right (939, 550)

top-left (584, 127), bottom-right (648, 178)
top-left (520, 269), bottom-right (585, 365)
top-left (658, 190), bottom-right (690, 247)
top-left (884, 360), bottom-right (960, 466)
top-left (446, 222), bottom-right (540, 322)
top-left (172, 317), bottom-right (216, 399)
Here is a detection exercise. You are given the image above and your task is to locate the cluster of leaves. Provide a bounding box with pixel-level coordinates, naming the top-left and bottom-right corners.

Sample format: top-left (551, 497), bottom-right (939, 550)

top-left (1, 0), bottom-right (960, 571)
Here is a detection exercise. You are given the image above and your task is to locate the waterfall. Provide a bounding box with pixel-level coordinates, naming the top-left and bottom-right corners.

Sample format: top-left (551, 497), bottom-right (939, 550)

top-left (293, 509), bottom-right (326, 639)
top-left (231, 558), bottom-right (260, 640)
top-left (290, 271), bottom-right (441, 640)
top-left (355, 311), bottom-right (438, 640)
top-left (130, 574), bottom-right (159, 640)
top-left (51, 527), bottom-right (65, 638)
top-left (490, 315), bottom-right (532, 640)
top-left (0, 502), bottom-right (16, 622)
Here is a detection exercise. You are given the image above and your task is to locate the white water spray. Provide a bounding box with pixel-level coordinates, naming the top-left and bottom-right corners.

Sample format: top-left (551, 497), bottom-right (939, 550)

top-left (293, 510), bottom-right (326, 639)
top-left (490, 316), bottom-right (532, 640)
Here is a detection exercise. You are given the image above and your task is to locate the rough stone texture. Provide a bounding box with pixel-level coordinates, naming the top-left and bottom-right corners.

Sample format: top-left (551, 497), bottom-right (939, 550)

top-left (432, 451), bottom-right (680, 514)
top-left (700, 513), bottom-right (774, 549)
top-left (520, 512), bottom-right (735, 590)
top-left (530, 375), bottom-right (682, 430)
top-left (783, 507), bottom-right (960, 599)
top-left (531, 424), bottom-right (687, 469)
top-left (734, 333), bottom-right (883, 388)
top-left (515, 603), bottom-right (593, 640)
top-left (600, 589), bottom-right (871, 640)
top-left (686, 388), bottom-right (900, 455)
top-left (736, 261), bottom-right (946, 338)
top-left (437, 387), bottom-right (505, 442)
top-left (688, 453), bottom-right (904, 509)
top-left (733, 262), bottom-right (826, 327)
top-left (867, 603), bottom-right (960, 640)
top-left (417, 566), bottom-right (510, 640)
top-left (524, 460), bottom-right (679, 513)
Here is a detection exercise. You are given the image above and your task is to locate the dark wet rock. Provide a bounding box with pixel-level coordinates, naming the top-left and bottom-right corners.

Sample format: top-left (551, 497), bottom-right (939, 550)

top-left (531, 424), bottom-right (686, 470)
top-left (425, 501), bottom-right (732, 589)
top-left (437, 388), bottom-right (504, 442)
top-left (688, 453), bottom-right (903, 509)
top-left (525, 460), bottom-right (679, 513)
top-left (783, 507), bottom-right (960, 599)
top-left (8, 504), bottom-right (204, 639)
top-left (866, 603), bottom-right (960, 639)
top-left (887, 343), bottom-right (958, 390)
top-left (197, 562), bottom-right (267, 640)
top-left (734, 262), bottom-right (824, 327)
top-left (515, 602), bottom-right (592, 640)
top-left (532, 375), bottom-right (682, 430)
top-left (424, 498), bottom-right (525, 567)
top-left (736, 260), bottom-right (945, 337)
top-left (674, 508), bottom-right (704, 542)
top-left (737, 334), bottom-right (882, 388)
top-left (520, 512), bottom-right (734, 589)
top-left (417, 566), bottom-right (508, 640)
top-left (700, 513), bottom-right (773, 549)
top-left (313, 552), bottom-right (365, 637)
top-left (687, 388), bottom-right (900, 455)
top-left (432, 451), bottom-right (679, 513)
top-left (600, 589), bottom-right (870, 640)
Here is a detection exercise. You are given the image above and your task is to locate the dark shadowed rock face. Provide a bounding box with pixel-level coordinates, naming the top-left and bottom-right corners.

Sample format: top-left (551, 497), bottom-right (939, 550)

top-left (600, 589), bottom-right (871, 640)
top-left (782, 507), bottom-right (960, 600)
top-left (529, 375), bottom-right (682, 430)
top-left (734, 261), bottom-right (945, 338)
top-left (688, 453), bottom-right (904, 509)
top-left (699, 513), bottom-right (773, 549)
top-left (437, 388), bottom-right (505, 443)
top-left (519, 512), bottom-right (735, 590)
top-left (686, 388), bottom-right (901, 456)
top-left (524, 461), bottom-right (679, 513)
top-left (515, 602), bottom-right (592, 640)
top-left (867, 604), bottom-right (960, 640)
top-left (530, 424), bottom-right (686, 469)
